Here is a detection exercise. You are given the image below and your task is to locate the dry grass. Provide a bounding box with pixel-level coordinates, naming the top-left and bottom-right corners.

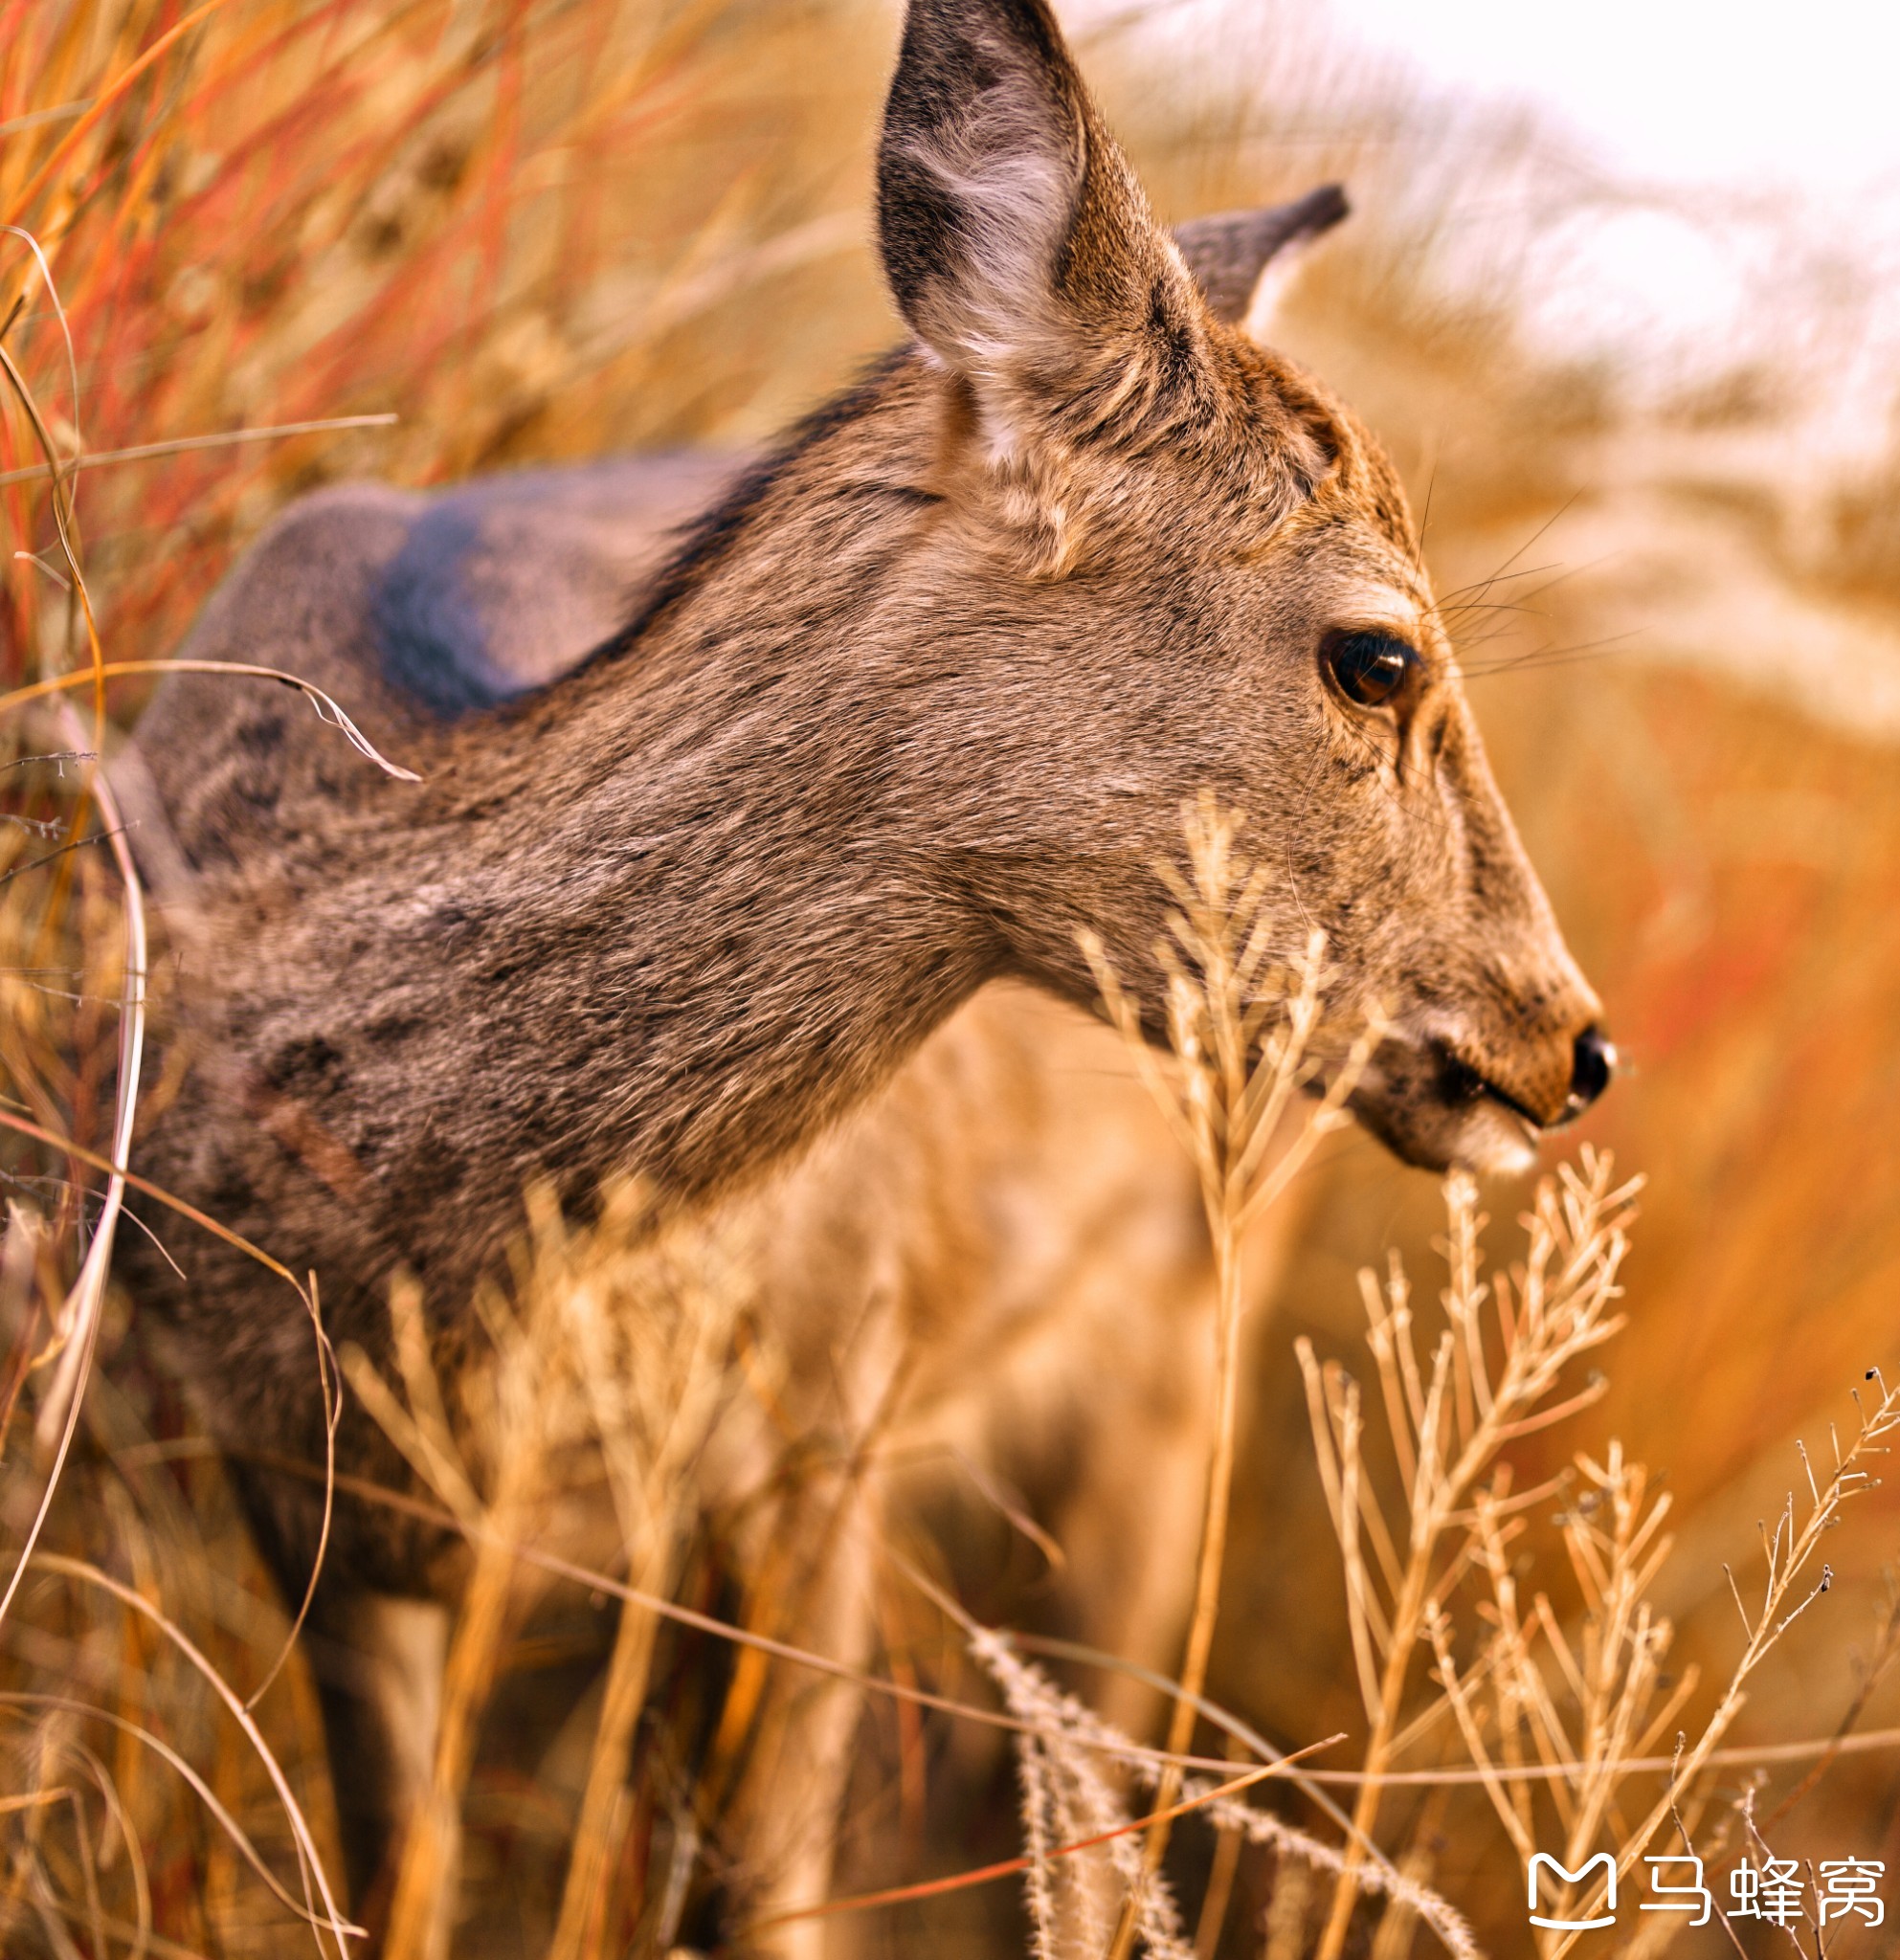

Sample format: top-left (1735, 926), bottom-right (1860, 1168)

top-left (4, 0), bottom-right (1900, 1955)
top-left (342, 1184), bottom-right (751, 1960)
top-left (1281, 1162), bottom-right (1900, 1957)
top-left (1300, 1157), bottom-right (1640, 1959)
top-left (1081, 796), bottom-right (1377, 1960)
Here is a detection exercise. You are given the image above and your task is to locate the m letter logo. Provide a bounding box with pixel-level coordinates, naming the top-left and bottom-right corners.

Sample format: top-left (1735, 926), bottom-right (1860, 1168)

top-left (1528, 1852), bottom-right (1619, 1931)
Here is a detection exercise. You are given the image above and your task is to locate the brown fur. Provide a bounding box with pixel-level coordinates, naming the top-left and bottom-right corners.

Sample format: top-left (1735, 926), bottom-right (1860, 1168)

top-left (118, 0), bottom-right (1607, 1938)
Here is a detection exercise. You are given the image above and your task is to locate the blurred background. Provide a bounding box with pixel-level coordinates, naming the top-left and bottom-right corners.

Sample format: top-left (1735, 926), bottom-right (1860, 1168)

top-left (4, 1), bottom-right (1900, 1954)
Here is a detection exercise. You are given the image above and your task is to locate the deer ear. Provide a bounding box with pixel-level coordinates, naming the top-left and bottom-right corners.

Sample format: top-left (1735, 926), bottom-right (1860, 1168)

top-left (877, 0), bottom-right (1193, 393)
top-left (1173, 184), bottom-right (1351, 332)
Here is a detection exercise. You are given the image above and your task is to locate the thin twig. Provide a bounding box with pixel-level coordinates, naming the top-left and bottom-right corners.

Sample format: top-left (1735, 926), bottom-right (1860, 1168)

top-left (0, 414), bottom-right (400, 488)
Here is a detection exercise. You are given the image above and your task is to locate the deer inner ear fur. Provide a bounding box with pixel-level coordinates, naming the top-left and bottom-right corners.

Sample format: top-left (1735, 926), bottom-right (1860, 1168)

top-left (876, 0), bottom-right (1211, 450)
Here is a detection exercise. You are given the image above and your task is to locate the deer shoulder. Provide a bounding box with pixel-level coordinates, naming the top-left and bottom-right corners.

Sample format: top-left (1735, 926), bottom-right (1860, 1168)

top-left (130, 455), bottom-right (747, 881)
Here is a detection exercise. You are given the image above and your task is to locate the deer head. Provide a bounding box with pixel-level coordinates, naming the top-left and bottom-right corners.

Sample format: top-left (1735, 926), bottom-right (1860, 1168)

top-left (871, 0), bottom-right (1611, 1173)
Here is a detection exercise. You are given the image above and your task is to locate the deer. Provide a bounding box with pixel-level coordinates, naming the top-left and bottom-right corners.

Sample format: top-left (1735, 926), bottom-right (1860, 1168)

top-left (118, 0), bottom-right (1614, 1946)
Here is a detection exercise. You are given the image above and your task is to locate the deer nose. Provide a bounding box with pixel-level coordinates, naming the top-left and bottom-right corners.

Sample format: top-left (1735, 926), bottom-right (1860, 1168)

top-left (1565, 1027), bottom-right (1617, 1116)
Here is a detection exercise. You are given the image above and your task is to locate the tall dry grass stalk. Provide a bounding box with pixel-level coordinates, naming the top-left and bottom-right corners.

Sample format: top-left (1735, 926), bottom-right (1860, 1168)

top-left (1304, 1158), bottom-right (1641, 1959)
top-left (859, 1549), bottom-right (1464, 1958)
top-left (1084, 791), bottom-right (1380, 1957)
top-left (1520, 1366), bottom-right (1900, 1959)
top-left (343, 1180), bottom-right (747, 1960)
top-left (1293, 1159), bottom-right (1900, 1960)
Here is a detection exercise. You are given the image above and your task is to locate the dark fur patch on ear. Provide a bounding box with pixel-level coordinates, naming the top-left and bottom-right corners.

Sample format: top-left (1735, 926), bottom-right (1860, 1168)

top-left (876, 0), bottom-right (1081, 329)
top-left (1174, 184), bottom-right (1350, 324)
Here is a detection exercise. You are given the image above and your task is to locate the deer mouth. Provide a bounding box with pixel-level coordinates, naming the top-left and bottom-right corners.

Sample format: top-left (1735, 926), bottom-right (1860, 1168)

top-left (1437, 1049), bottom-right (1551, 1136)
top-left (1344, 1035), bottom-right (1547, 1177)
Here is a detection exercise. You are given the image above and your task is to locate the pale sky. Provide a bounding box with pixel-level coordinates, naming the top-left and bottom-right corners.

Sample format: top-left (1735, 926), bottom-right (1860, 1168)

top-left (1323, 0), bottom-right (1900, 194)
top-left (1288, 0), bottom-right (1900, 409)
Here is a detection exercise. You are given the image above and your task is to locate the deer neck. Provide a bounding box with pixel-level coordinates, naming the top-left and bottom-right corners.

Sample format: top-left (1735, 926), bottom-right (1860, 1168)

top-left (419, 358), bottom-right (1009, 1201)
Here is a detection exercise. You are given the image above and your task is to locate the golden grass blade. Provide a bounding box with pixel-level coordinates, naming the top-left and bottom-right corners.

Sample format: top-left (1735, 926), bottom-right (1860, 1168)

top-left (0, 1110), bottom-right (307, 1289)
top-left (6, 0), bottom-right (238, 233)
top-left (0, 662), bottom-right (421, 782)
top-left (1088, 797), bottom-right (1376, 1960)
top-left (34, 702), bottom-right (145, 1458)
top-left (260, 1448), bottom-right (1277, 1777)
top-left (0, 705), bottom-right (151, 1688)
top-left (26, 1555), bottom-right (357, 1954)
top-left (0, 1692), bottom-right (329, 1927)
top-left (241, 1275), bottom-right (340, 1713)
top-left (737, 1756), bottom-right (1316, 1940)
top-left (0, 413), bottom-right (399, 489)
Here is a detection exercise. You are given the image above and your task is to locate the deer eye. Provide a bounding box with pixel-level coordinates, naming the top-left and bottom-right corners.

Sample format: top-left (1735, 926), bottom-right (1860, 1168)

top-left (1323, 630), bottom-right (1416, 708)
